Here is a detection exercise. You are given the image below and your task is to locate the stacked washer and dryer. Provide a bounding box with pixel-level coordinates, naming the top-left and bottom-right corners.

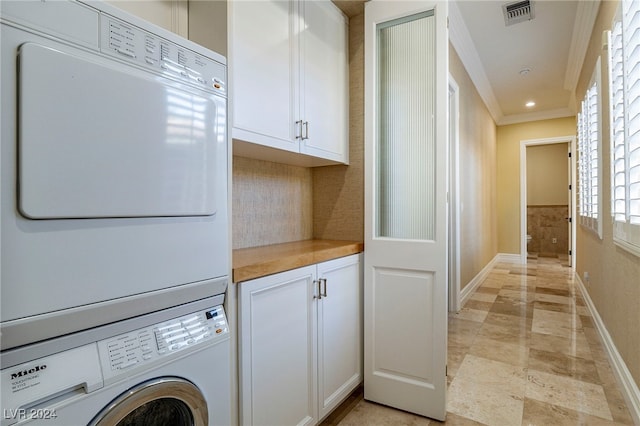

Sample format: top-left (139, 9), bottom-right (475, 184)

top-left (0, 1), bottom-right (231, 425)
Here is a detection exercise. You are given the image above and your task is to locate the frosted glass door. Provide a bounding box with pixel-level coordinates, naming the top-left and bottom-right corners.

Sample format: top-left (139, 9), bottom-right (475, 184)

top-left (364, 0), bottom-right (448, 420)
top-left (376, 11), bottom-right (435, 241)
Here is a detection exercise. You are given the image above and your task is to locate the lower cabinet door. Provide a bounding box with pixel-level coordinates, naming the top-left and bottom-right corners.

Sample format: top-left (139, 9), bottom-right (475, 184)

top-left (317, 254), bottom-right (363, 420)
top-left (238, 265), bottom-right (318, 426)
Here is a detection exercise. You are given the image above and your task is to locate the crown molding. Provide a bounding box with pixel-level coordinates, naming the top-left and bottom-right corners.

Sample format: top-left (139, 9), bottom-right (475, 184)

top-left (497, 107), bottom-right (575, 126)
top-left (449, 1), bottom-right (503, 123)
top-left (563, 0), bottom-right (601, 91)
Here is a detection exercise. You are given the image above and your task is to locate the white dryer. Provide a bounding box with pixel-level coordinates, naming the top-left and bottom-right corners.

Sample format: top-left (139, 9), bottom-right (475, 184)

top-left (0, 0), bottom-right (230, 350)
top-left (1, 296), bottom-right (231, 426)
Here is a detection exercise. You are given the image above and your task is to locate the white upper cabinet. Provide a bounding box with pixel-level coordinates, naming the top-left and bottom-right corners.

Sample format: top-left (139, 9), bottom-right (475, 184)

top-left (229, 0), bottom-right (349, 166)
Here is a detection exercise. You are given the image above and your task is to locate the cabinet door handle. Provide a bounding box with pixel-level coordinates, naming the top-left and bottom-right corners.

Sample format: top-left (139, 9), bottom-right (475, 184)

top-left (321, 278), bottom-right (327, 298)
top-left (295, 120), bottom-right (303, 140)
top-left (303, 121), bottom-right (310, 140)
top-left (313, 279), bottom-right (322, 299)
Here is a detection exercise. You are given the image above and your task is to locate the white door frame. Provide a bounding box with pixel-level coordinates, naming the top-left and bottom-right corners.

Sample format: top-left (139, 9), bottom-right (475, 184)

top-left (519, 135), bottom-right (577, 267)
top-left (448, 75), bottom-right (461, 313)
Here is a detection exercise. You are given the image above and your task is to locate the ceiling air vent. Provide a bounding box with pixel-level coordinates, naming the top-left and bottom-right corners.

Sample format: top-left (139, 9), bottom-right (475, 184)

top-left (502, 0), bottom-right (534, 26)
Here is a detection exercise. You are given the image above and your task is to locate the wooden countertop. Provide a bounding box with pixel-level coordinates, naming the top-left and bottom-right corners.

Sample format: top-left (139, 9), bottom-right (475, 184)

top-left (232, 239), bottom-right (364, 283)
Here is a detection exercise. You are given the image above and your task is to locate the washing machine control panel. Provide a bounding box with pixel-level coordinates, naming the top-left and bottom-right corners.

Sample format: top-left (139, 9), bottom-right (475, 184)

top-left (97, 305), bottom-right (228, 381)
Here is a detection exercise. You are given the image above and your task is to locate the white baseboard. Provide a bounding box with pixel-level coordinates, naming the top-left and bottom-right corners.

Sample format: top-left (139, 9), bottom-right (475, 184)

top-left (575, 273), bottom-right (640, 425)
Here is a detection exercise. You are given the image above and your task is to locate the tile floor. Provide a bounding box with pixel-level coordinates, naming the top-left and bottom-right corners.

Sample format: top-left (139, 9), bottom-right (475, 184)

top-left (322, 255), bottom-right (635, 426)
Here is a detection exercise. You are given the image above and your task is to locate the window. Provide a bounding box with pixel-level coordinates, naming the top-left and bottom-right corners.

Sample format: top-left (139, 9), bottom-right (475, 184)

top-left (577, 57), bottom-right (602, 238)
top-left (608, 0), bottom-right (640, 256)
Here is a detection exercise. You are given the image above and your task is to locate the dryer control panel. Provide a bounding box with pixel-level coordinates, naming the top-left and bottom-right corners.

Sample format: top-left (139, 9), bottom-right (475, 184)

top-left (97, 305), bottom-right (228, 381)
top-left (99, 15), bottom-right (226, 95)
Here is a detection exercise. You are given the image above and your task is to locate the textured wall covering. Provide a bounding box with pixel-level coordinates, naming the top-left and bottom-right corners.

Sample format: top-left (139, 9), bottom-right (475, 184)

top-left (232, 156), bottom-right (313, 249)
top-left (574, 0), bottom-right (640, 388)
top-left (313, 12), bottom-right (364, 242)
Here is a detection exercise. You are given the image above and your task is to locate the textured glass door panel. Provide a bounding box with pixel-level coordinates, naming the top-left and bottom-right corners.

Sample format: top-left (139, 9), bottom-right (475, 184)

top-left (376, 11), bottom-right (435, 240)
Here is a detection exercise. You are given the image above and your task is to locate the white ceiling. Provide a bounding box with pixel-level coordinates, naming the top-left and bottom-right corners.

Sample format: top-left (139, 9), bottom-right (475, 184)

top-left (450, 0), bottom-right (601, 125)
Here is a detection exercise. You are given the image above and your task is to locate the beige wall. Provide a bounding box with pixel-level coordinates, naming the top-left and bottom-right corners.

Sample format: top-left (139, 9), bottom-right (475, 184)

top-left (108, 0), bottom-right (188, 38)
top-left (189, 0), bottom-right (227, 55)
top-left (574, 0), bottom-right (640, 386)
top-left (449, 46), bottom-right (498, 289)
top-left (526, 143), bottom-right (568, 206)
top-left (496, 117), bottom-right (576, 254)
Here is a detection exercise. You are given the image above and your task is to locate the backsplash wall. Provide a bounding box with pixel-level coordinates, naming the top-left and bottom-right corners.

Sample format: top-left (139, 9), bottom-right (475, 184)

top-left (232, 156), bottom-right (313, 249)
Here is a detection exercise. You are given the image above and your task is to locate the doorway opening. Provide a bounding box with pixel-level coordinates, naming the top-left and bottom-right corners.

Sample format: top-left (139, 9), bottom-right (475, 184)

top-left (519, 136), bottom-right (576, 268)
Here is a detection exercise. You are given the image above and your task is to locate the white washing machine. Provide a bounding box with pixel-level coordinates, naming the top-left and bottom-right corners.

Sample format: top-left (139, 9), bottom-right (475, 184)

top-left (0, 296), bottom-right (231, 426)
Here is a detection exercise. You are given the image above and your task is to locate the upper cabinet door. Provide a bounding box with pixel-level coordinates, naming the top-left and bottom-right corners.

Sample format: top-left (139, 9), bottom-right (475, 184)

top-left (229, 0), bottom-right (300, 153)
top-left (299, 0), bottom-right (349, 164)
top-left (229, 0), bottom-right (349, 166)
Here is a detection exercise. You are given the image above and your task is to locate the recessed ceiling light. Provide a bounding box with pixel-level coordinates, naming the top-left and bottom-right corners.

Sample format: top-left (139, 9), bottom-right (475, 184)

top-left (525, 101), bottom-right (536, 108)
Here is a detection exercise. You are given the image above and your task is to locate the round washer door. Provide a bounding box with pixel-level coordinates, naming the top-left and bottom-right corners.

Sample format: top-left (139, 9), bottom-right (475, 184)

top-left (89, 377), bottom-right (208, 426)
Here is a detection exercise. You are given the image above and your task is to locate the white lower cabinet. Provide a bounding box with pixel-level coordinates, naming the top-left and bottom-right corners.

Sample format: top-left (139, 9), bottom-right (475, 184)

top-left (238, 254), bottom-right (363, 425)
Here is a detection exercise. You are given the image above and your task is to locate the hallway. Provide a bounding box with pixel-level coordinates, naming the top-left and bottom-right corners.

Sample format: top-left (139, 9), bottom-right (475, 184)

top-left (323, 256), bottom-right (635, 425)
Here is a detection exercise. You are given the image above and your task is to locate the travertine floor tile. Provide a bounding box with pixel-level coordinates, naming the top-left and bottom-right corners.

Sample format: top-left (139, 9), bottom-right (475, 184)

top-left (449, 307), bottom-right (488, 323)
top-left (338, 399), bottom-right (432, 425)
top-left (525, 369), bottom-right (612, 420)
top-left (464, 299), bottom-right (493, 312)
top-left (470, 292), bottom-right (498, 303)
top-left (477, 321), bottom-right (530, 346)
top-left (483, 312), bottom-right (532, 331)
top-left (528, 348), bottom-right (600, 384)
top-left (535, 293), bottom-right (573, 305)
top-left (532, 308), bottom-right (583, 339)
top-left (448, 355), bottom-right (526, 426)
top-left (521, 397), bottom-right (619, 426)
top-left (468, 337), bottom-right (529, 367)
top-left (529, 331), bottom-right (592, 360)
top-left (534, 300), bottom-right (575, 313)
top-left (448, 317), bottom-right (482, 347)
top-left (474, 286), bottom-right (500, 295)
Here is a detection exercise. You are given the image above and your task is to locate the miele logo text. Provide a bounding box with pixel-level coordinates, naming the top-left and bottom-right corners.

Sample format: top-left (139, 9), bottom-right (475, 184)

top-left (11, 365), bottom-right (46, 380)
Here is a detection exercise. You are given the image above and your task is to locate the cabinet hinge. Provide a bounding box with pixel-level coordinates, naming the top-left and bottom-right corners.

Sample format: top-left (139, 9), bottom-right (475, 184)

top-left (568, 151), bottom-right (572, 158)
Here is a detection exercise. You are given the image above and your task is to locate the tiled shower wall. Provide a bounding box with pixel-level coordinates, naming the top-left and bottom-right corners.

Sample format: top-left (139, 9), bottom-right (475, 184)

top-left (527, 205), bottom-right (569, 257)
